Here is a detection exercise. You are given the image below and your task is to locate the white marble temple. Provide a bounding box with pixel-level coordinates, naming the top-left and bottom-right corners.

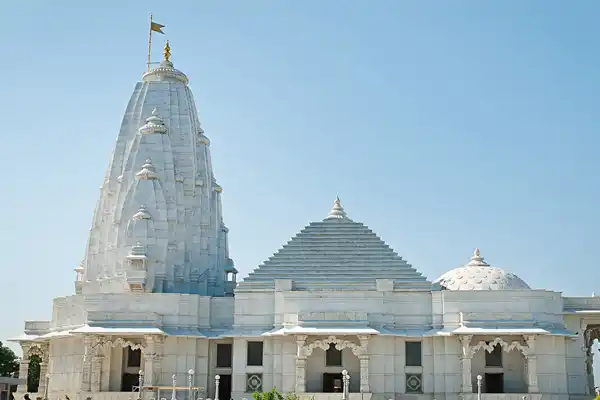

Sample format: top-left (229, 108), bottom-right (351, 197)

top-left (9, 43), bottom-right (600, 400)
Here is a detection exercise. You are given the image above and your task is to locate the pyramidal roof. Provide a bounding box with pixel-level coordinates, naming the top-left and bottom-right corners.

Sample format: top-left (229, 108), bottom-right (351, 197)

top-left (237, 198), bottom-right (432, 292)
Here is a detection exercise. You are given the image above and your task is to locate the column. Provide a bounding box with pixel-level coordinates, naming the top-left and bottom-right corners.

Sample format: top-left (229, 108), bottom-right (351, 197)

top-left (17, 343), bottom-right (30, 393)
top-left (357, 335), bottom-right (370, 393)
top-left (459, 335), bottom-right (473, 393)
top-left (91, 354), bottom-right (104, 392)
top-left (81, 336), bottom-right (94, 392)
top-left (143, 335), bottom-right (165, 386)
top-left (525, 335), bottom-right (539, 393)
top-left (37, 345), bottom-right (49, 396)
top-left (295, 335), bottom-right (307, 393)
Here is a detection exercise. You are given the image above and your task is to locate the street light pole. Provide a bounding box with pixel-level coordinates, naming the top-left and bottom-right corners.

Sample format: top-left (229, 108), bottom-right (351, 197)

top-left (215, 375), bottom-right (220, 400)
top-left (476, 375), bottom-right (482, 400)
top-left (138, 370), bottom-right (144, 400)
top-left (342, 370), bottom-right (348, 400)
top-left (188, 369), bottom-right (195, 400)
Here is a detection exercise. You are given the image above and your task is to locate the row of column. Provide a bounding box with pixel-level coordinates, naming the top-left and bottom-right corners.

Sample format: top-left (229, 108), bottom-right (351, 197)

top-left (81, 334), bottom-right (166, 392)
top-left (295, 335), bottom-right (371, 394)
top-left (459, 335), bottom-right (538, 393)
top-left (19, 334), bottom-right (166, 395)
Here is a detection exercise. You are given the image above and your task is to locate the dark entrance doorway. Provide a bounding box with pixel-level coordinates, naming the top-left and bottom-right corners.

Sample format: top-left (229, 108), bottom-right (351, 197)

top-left (218, 374), bottom-right (232, 400)
top-left (322, 373), bottom-right (343, 393)
top-left (484, 373), bottom-right (504, 393)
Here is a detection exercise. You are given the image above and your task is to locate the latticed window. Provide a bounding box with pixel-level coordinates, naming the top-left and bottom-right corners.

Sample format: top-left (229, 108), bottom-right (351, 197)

top-left (246, 373), bottom-right (263, 392)
top-left (405, 373), bottom-right (423, 393)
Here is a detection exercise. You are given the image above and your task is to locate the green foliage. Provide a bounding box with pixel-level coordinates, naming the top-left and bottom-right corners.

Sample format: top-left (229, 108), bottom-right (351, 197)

top-left (0, 341), bottom-right (19, 378)
top-left (594, 395), bottom-right (600, 400)
top-left (252, 388), bottom-right (305, 400)
top-left (27, 354), bottom-right (41, 393)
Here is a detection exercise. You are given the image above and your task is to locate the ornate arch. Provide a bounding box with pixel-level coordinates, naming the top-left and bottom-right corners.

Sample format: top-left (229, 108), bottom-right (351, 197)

top-left (468, 337), bottom-right (529, 357)
top-left (302, 335), bottom-right (366, 357)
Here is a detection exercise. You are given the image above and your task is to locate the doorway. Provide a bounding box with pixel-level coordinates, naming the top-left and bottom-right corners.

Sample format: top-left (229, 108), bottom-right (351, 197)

top-left (485, 373), bottom-right (504, 393)
top-left (218, 374), bottom-right (232, 400)
top-left (322, 373), bottom-right (343, 393)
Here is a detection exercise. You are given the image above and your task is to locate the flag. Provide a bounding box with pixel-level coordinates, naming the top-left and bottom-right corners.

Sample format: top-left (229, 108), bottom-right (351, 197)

top-left (151, 21), bottom-right (165, 34)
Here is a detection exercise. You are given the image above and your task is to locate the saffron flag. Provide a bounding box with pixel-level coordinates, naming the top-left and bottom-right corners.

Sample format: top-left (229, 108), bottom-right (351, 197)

top-left (151, 22), bottom-right (165, 34)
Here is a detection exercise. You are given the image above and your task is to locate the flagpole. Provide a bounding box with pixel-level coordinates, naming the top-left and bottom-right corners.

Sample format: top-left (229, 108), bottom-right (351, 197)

top-left (147, 14), bottom-right (153, 72)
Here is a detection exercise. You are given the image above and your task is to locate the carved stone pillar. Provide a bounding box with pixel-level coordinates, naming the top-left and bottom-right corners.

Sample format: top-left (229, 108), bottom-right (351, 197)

top-left (81, 336), bottom-right (95, 392)
top-left (143, 335), bottom-right (165, 386)
top-left (91, 354), bottom-right (104, 392)
top-left (295, 335), bottom-right (307, 393)
top-left (357, 335), bottom-right (370, 393)
top-left (37, 344), bottom-right (50, 395)
top-left (524, 335), bottom-right (539, 393)
top-left (16, 343), bottom-right (30, 393)
top-left (459, 335), bottom-right (473, 393)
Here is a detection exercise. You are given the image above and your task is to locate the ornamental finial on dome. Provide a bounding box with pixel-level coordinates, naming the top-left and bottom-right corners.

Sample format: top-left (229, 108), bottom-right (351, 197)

top-left (164, 40), bottom-right (171, 62)
top-left (467, 248), bottom-right (489, 267)
top-left (325, 196), bottom-right (348, 220)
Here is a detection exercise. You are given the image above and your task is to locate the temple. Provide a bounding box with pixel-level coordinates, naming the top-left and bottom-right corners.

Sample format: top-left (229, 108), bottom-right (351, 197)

top-left (9, 42), bottom-right (600, 400)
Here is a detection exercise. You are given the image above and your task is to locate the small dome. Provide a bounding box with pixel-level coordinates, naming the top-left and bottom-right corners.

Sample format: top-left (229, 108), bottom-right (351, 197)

top-left (434, 249), bottom-right (530, 291)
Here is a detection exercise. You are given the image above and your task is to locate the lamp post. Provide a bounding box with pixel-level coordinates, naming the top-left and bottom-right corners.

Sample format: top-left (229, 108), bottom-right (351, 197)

top-left (188, 370), bottom-right (195, 400)
top-left (138, 370), bottom-right (145, 400)
top-left (342, 369), bottom-right (350, 400)
top-left (214, 375), bottom-right (220, 400)
top-left (43, 374), bottom-right (49, 400)
top-left (172, 374), bottom-right (177, 400)
top-left (476, 375), bottom-right (482, 400)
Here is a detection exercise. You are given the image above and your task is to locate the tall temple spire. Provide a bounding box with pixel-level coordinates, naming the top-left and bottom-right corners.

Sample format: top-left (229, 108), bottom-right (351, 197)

top-left (82, 45), bottom-right (233, 296)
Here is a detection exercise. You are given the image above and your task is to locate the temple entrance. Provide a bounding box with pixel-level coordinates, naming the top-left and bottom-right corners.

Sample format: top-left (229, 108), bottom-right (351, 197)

top-left (485, 373), bottom-right (504, 393)
top-left (322, 373), bottom-right (343, 393)
top-left (218, 374), bottom-right (231, 400)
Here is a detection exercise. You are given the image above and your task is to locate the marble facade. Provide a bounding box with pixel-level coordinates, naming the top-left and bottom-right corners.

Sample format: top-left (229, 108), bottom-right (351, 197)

top-left (9, 43), bottom-right (600, 400)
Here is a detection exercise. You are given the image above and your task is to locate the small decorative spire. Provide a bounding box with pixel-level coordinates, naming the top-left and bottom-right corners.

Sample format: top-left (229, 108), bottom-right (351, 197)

top-left (135, 158), bottom-right (158, 180)
top-left (325, 196), bottom-right (348, 220)
top-left (467, 248), bottom-right (489, 267)
top-left (164, 40), bottom-right (171, 62)
top-left (139, 109), bottom-right (167, 134)
top-left (132, 205), bottom-right (152, 220)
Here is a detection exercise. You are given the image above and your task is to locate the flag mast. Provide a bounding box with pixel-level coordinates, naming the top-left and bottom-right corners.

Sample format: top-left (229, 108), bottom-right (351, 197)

top-left (147, 14), bottom-right (153, 72)
top-left (147, 15), bottom-right (166, 72)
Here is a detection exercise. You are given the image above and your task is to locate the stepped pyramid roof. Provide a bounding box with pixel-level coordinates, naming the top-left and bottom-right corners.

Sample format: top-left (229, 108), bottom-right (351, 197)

top-left (237, 198), bottom-right (432, 292)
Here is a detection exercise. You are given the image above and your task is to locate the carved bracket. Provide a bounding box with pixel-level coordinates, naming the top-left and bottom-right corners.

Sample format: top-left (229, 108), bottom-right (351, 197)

top-left (468, 337), bottom-right (530, 357)
top-left (301, 335), bottom-right (368, 357)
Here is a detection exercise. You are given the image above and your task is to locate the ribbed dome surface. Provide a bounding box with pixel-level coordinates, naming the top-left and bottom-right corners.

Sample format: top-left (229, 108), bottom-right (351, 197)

top-left (435, 249), bottom-right (530, 291)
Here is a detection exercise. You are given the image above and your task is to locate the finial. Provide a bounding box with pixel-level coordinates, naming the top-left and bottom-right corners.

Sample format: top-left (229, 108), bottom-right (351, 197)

top-left (163, 40), bottom-right (171, 62)
top-left (325, 196), bottom-right (348, 220)
top-left (467, 248), bottom-right (489, 267)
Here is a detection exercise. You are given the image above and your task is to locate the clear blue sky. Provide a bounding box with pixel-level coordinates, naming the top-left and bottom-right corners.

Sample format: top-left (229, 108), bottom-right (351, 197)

top-left (1, 1), bottom-right (599, 353)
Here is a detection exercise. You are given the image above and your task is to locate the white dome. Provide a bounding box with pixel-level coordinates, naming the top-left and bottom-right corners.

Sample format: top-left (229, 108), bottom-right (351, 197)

top-left (434, 249), bottom-right (530, 291)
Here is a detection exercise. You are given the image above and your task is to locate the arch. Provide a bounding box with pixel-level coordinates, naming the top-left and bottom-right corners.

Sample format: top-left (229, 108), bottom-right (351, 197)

top-left (302, 335), bottom-right (366, 357)
top-left (468, 337), bottom-right (530, 357)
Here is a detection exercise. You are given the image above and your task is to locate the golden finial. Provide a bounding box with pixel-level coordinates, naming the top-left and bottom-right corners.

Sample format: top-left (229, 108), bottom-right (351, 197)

top-left (163, 40), bottom-right (171, 62)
